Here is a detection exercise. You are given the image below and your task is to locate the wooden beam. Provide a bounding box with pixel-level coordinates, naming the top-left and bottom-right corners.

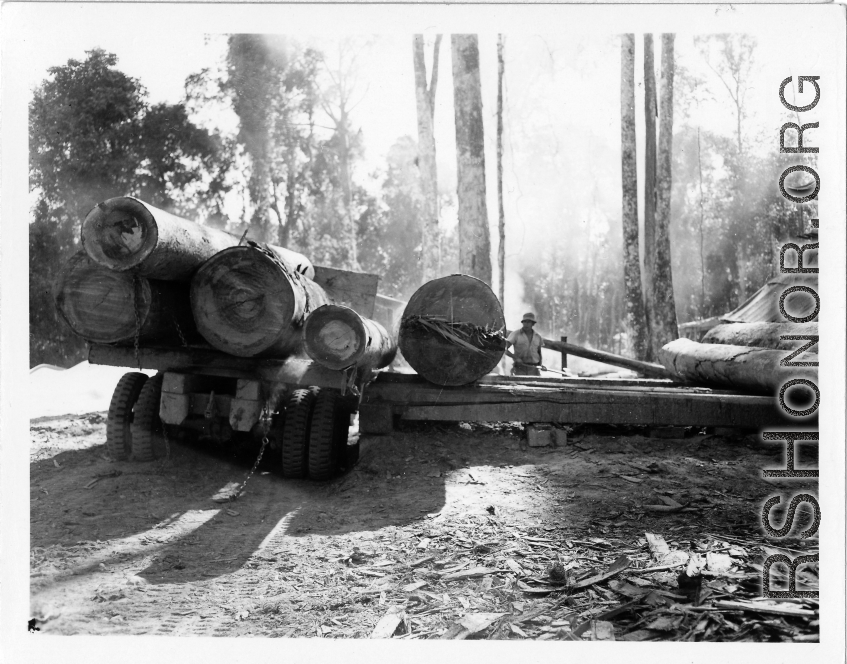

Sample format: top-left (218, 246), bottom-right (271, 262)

top-left (88, 343), bottom-right (346, 390)
top-left (313, 265), bottom-right (379, 319)
top-left (541, 337), bottom-right (672, 379)
top-left (360, 374), bottom-right (793, 428)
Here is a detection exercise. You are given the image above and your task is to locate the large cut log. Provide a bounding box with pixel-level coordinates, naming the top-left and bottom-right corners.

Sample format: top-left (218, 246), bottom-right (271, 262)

top-left (540, 338), bottom-right (672, 379)
top-left (399, 275), bottom-right (506, 386)
top-left (659, 338), bottom-right (817, 394)
top-left (191, 244), bottom-right (330, 358)
top-left (303, 304), bottom-right (397, 371)
top-left (54, 252), bottom-right (196, 344)
top-left (82, 197), bottom-right (314, 281)
top-left (702, 322), bottom-right (818, 350)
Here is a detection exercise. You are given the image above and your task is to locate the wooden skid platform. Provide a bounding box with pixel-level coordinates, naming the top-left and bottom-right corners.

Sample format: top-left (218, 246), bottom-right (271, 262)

top-left (359, 372), bottom-right (792, 434)
top-left (88, 343), bottom-right (347, 390)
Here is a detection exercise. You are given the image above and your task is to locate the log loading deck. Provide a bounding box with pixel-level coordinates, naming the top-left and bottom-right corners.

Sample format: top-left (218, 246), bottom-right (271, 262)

top-left (358, 371), bottom-right (792, 434)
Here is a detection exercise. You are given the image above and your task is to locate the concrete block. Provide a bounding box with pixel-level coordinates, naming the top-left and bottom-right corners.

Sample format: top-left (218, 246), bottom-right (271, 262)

top-left (527, 424), bottom-right (553, 447)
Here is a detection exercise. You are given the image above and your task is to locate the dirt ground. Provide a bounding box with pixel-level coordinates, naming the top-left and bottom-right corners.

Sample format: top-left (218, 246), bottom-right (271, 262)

top-left (30, 413), bottom-right (819, 641)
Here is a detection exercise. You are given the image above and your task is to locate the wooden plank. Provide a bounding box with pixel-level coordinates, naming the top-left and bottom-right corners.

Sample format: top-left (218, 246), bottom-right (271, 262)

top-left (360, 375), bottom-right (792, 428)
top-left (313, 265), bottom-right (379, 319)
top-left (88, 344), bottom-right (346, 390)
top-left (375, 370), bottom-right (729, 392)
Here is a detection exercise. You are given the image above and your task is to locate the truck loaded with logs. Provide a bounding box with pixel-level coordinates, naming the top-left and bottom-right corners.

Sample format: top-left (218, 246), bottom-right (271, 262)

top-left (57, 196), bottom-right (398, 481)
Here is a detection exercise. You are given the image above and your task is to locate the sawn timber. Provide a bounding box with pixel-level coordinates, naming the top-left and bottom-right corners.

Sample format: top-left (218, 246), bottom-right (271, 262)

top-left (359, 372), bottom-right (793, 433)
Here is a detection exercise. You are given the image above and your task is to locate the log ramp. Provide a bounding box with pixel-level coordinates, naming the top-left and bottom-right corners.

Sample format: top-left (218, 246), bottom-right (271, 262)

top-left (54, 252), bottom-right (195, 344)
top-left (81, 196), bottom-right (314, 281)
top-left (303, 304), bottom-right (396, 371)
top-left (190, 244), bottom-right (330, 358)
top-left (398, 275), bottom-right (506, 386)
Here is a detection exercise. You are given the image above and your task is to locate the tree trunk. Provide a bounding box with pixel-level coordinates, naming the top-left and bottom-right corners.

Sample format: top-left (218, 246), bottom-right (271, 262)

top-left (303, 304), bottom-right (397, 370)
top-left (82, 196), bottom-right (314, 282)
top-left (282, 153), bottom-right (298, 248)
top-left (496, 34), bottom-right (506, 306)
top-left (451, 34), bottom-right (492, 285)
top-left (620, 34), bottom-right (648, 362)
top-left (702, 322), bottom-right (818, 350)
top-left (659, 338), bottom-right (817, 395)
top-left (337, 113), bottom-right (359, 271)
top-left (54, 252), bottom-right (195, 345)
top-left (413, 34), bottom-right (442, 284)
top-left (399, 274), bottom-right (505, 386)
top-left (191, 244), bottom-right (330, 357)
top-left (736, 243), bottom-right (749, 303)
top-left (696, 128), bottom-right (707, 312)
top-left (642, 35), bottom-right (658, 361)
top-left (651, 33), bottom-right (679, 356)
top-left (251, 136), bottom-right (274, 243)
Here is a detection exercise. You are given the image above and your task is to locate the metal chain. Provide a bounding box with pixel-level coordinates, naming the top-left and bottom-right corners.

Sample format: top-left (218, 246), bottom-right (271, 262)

top-left (232, 403), bottom-right (273, 501)
top-left (172, 316), bottom-right (189, 347)
top-left (132, 274), bottom-right (142, 370)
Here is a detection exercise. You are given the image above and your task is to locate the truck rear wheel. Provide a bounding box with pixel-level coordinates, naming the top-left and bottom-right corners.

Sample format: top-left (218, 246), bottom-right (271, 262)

top-left (309, 390), bottom-right (346, 481)
top-left (106, 372), bottom-right (148, 460)
top-left (132, 373), bottom-right (165, 461)
top-left (281, 388), bottom-right (317, 478)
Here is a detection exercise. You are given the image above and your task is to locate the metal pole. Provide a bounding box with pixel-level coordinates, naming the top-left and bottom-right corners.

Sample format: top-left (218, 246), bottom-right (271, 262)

top-left (561, 335), bottom-right (568, 371)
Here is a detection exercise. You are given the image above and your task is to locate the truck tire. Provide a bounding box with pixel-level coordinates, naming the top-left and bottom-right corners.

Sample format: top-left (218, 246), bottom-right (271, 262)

top-left (281, 388), bottom-right (317, 478)
top-left (106, 372), bottom-right (148, 460)
top-left (131, 373), bottom-right (165, 461)
top-left (309, 389), bottom-right (345, 481)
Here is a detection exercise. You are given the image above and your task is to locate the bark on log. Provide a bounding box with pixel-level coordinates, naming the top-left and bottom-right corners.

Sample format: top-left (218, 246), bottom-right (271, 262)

top-left (541, 338), bottom-right (672, 379)
top-left (82, 197), bottom-right (314, 281)
top-left (399, 274), bottom-right (506, 386)
top-left (190, 244), bottom-right (330, 358)
top-left (54, 252), bottom-right (195, 345)
top-left (702, 322), bottom-right (819, 351)
top-left (659, 338), bottom-right (817, 394)
top-left (303, 304), bottom-right (397, 371)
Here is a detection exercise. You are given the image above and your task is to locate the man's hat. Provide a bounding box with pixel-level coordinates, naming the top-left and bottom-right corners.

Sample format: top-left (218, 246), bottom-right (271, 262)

top-left (521, 312), bottom-right (537, 324)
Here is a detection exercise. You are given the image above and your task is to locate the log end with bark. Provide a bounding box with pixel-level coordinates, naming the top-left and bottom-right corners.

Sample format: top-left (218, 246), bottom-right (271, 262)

top-left (81, 197), bottom-right (159, 273)
top-left (54, 251), bottom-right (194, 345)
top-left (191, 245), bottom-right (328, 358)
top-left (399, 274), bottom-right (506, 386)
top-left (82, 197), bottom-right (315, 282)
top-left (303, 304), bottom-right (397, 371)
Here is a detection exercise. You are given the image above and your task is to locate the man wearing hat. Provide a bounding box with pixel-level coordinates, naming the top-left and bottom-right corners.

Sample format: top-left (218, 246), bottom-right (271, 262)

top-left (506, 313), bottom-right (544, 376)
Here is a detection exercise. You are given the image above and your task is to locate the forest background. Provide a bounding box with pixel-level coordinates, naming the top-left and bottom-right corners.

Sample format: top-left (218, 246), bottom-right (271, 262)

top-left (29, 32), bottom-right (817, 367)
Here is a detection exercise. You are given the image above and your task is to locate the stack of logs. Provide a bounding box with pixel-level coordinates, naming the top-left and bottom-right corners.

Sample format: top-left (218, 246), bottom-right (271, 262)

top-left (55, 197), bottom-right (506, 385)
top-left (55, 196), bottom-right (398, 375)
